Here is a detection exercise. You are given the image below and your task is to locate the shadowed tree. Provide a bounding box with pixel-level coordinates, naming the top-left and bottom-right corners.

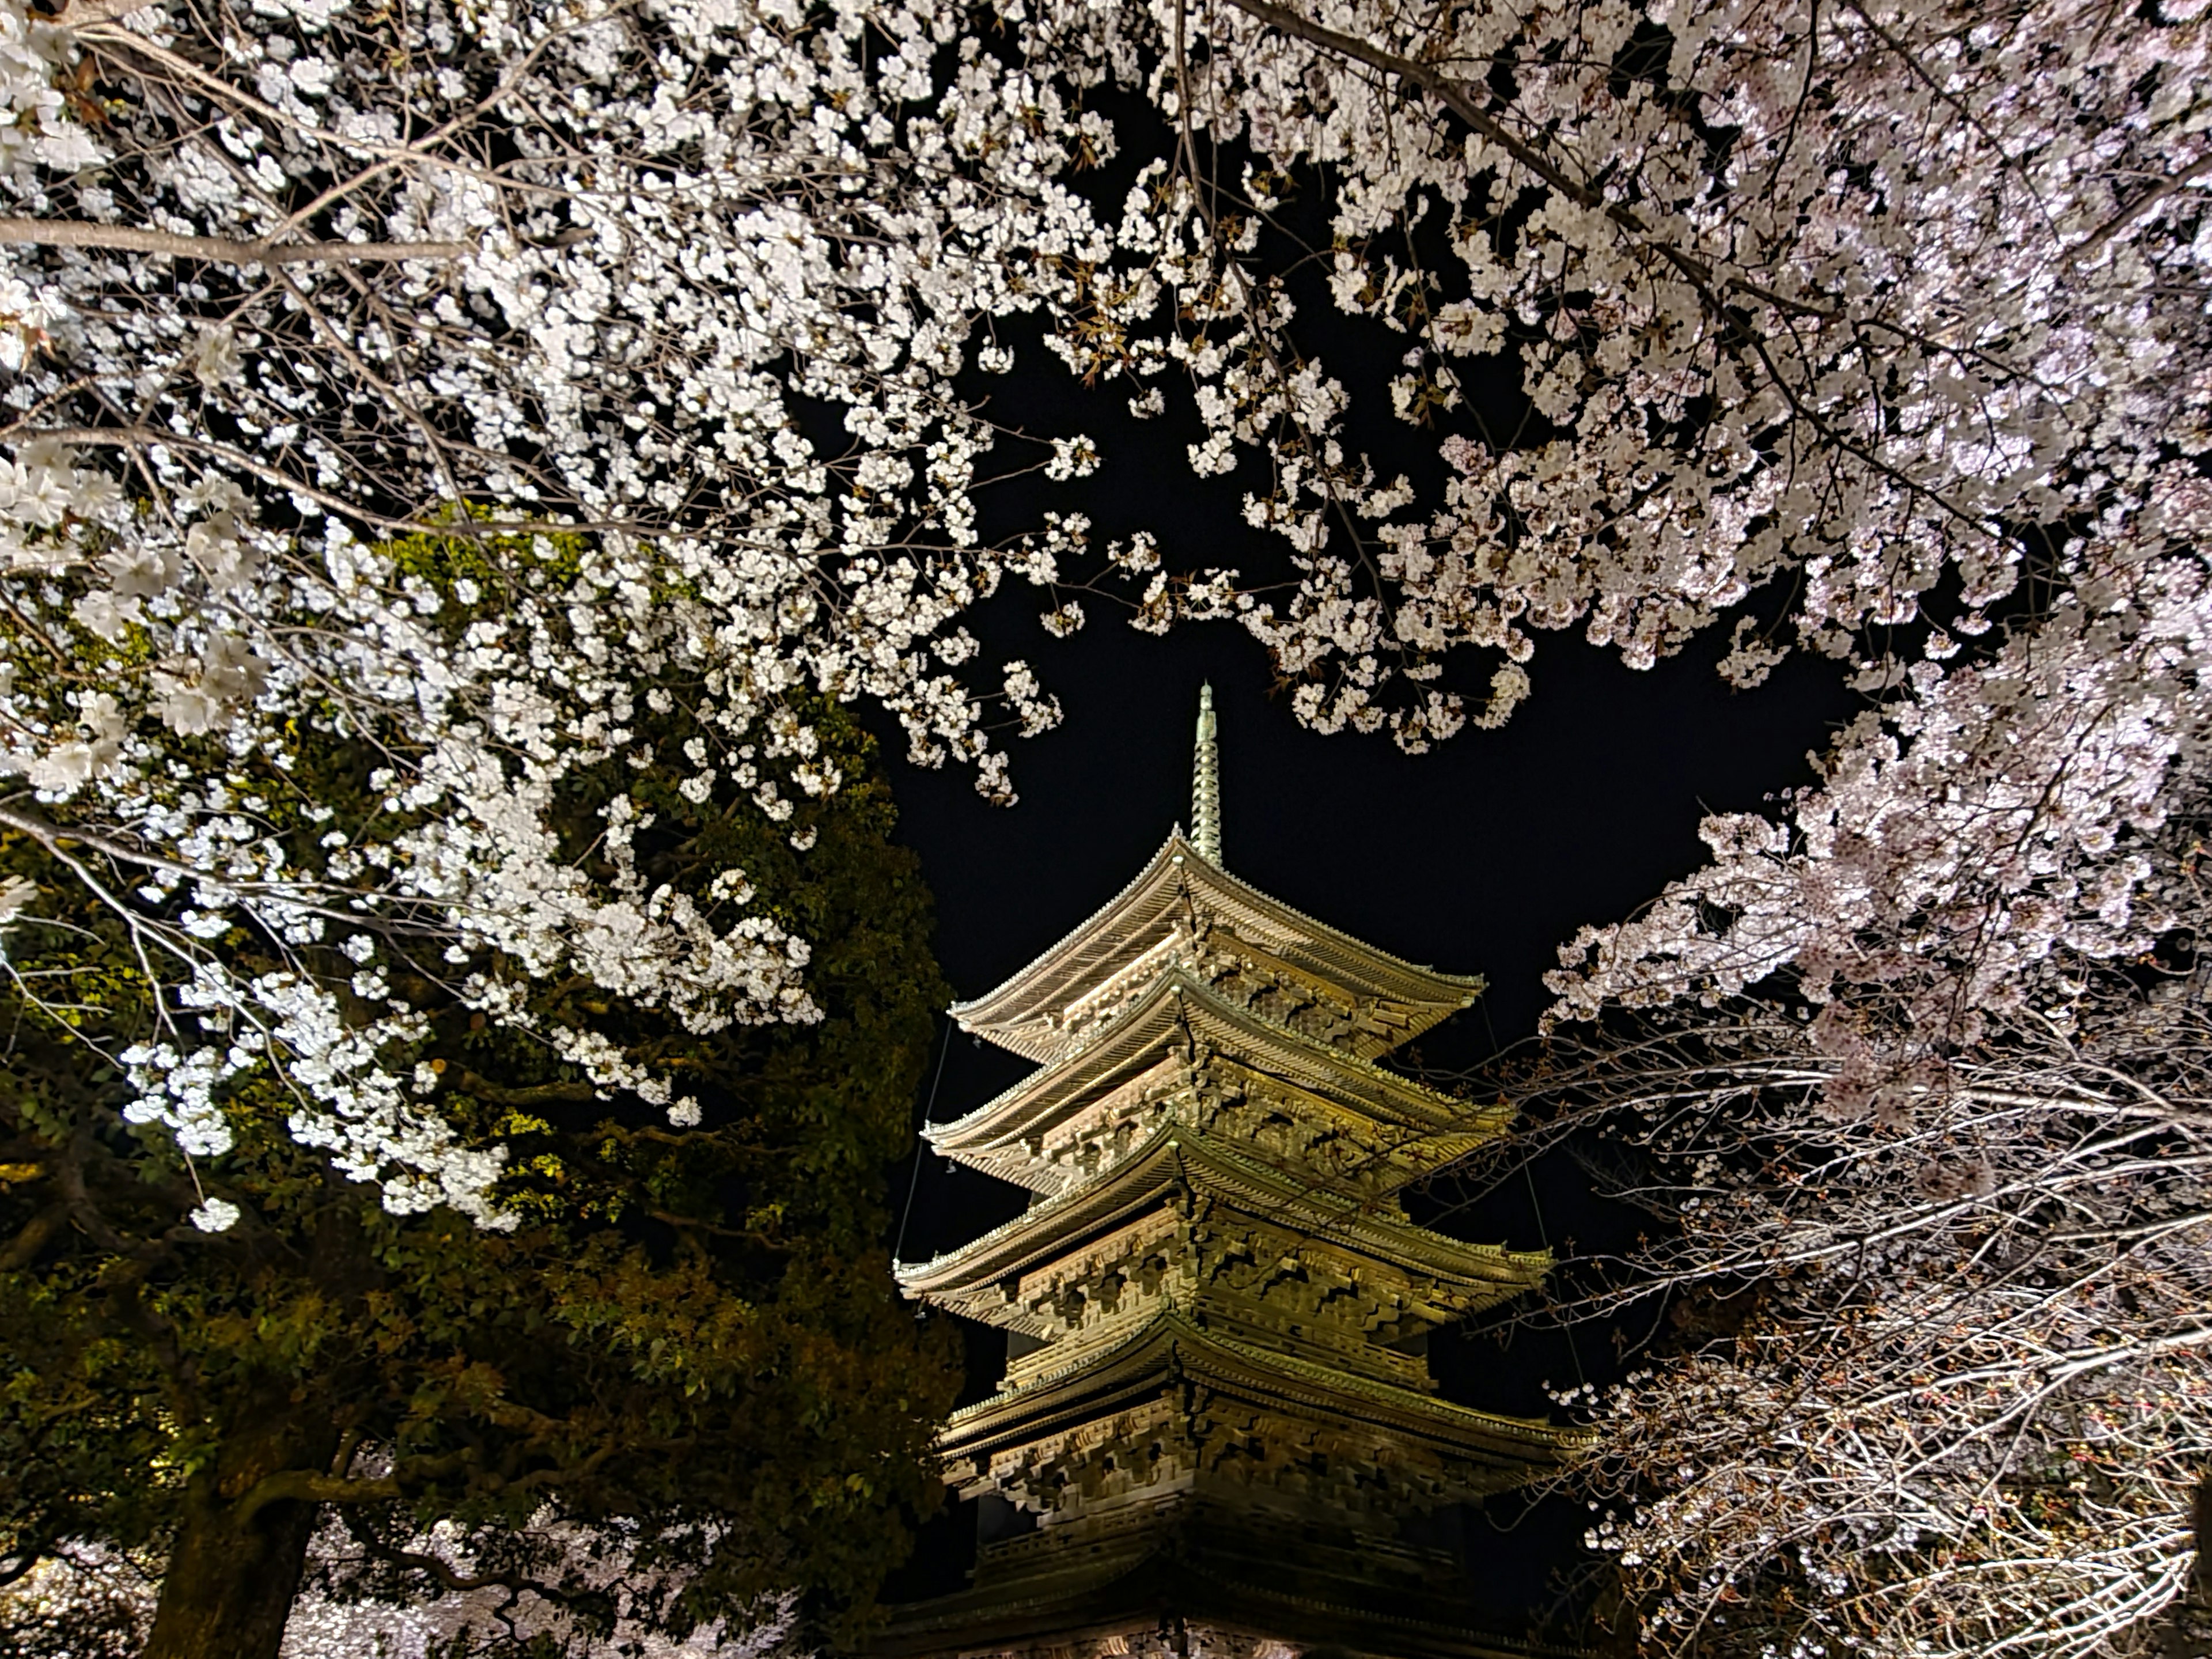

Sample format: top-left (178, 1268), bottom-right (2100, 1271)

top-left (0, 554), bottom-right (959, 1659)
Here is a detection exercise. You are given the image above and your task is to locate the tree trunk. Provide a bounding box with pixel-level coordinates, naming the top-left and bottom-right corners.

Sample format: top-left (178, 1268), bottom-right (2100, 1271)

top-left (2161, 1473), bottom-right (2212, 1659)
top-left (139, 1406), bottom-right (336, 1659)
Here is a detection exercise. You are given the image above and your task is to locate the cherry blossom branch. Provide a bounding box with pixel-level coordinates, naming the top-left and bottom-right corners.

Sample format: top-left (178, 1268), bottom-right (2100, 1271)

top-left (47, 0), bottom-right (154, 22)
top-left (2074, 149), bottom-right (2212, 262)
top-left (0, 219), bottom-right (468, 266)
top-left (1219, 0), bottom-right (1829, 321)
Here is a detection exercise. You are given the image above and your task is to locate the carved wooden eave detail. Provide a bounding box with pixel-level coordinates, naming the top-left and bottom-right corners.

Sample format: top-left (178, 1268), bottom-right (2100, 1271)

top-left (949, 831), bottom-right (1486, 1065)
top-left (937, 1309), bottom-right (1583, 1498)
top-left (897, 1120), bottom-right (1548, 1332)
top-left (927, 966), bottom-right (1509, 1191)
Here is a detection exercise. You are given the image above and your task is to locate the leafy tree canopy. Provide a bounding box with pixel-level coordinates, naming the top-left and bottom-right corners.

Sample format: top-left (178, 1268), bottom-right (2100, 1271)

top-left (0, 533), bottom-right (957, 1659)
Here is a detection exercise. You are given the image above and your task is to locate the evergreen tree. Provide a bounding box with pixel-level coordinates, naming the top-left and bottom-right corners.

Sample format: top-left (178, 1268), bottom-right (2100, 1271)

top-left (0, 540), bottom-right (957, 1658)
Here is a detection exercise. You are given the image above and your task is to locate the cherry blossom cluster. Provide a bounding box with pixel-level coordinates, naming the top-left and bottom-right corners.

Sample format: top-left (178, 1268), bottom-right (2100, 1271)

top-left (1510, 448), bottom-right (2212, 1652)
top-left (1506, 938), bottom-right (2212, 1659)
top-left (282, 1512), bottom-right (791, 1659)
top-left (0, 0), bottom-right (1127, 1222)
top-left (1003, 0), bottom-right (2209, 747)
top-left (0, 1518), bottom-right (794, 1657)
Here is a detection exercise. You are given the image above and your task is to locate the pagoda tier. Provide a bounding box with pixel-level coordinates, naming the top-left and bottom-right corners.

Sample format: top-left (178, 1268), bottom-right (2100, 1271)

top-left (872, 688), bottom-right (1581, 1659)
top-left (899, 1120), bottom-right (1546, 1388)
top-left (925, 967), bottom-right (1510, 1194)
top-left (949, 831), bottom-right (1484, 1066)
top-left (934, 1310), bottom-right (1567, 1519)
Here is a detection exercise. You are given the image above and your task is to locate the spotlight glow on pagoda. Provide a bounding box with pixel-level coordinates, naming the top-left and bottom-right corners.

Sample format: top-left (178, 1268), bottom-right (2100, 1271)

top-left (877, 687), bottom-right (1582, 1659)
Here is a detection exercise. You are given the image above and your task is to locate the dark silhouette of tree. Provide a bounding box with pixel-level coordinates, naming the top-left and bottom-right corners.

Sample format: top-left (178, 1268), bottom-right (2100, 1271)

top-left (0, 556), bottom-right (958, 1658)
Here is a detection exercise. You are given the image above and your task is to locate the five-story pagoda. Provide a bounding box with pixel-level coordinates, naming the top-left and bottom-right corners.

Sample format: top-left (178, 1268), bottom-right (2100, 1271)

top-left (876, 689), bottom-right (1580, 1659)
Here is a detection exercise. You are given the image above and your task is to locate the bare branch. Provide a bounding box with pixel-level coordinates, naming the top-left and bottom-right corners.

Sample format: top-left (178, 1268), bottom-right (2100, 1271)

top-left (0, 219), bottom-right (467, 266)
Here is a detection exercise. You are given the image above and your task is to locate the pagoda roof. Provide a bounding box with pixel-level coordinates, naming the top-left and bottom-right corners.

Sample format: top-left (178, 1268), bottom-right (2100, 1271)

top-left (938, 1306), bottom-right (1582, 1474)
top-left (950, 832), bottom-right (1485, 1064)
top-left (896, 1120), bottom-right (1547, 1330)
top-left (863, 1517), bottom-right (1589, 1659)
top-left (862, 1489), bottom-right (1593, 1659)
top-left (927, 966), bottom-right (1509, 1189)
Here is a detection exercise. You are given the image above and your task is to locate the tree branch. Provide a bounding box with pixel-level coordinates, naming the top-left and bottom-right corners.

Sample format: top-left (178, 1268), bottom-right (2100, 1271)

top-left (0, 219), bottom-right (468, 267)
top-left (456, 1071), bottom-right (601, 1108)
top-left (1217, 0), bottom-right (1834, 323)
top-left (45, 0), bottom-right (158, 23)
top-left (371, 1545), bottom-right (528, 1597)
top-left (231, 1453), bottom-right (468, 1524)
top-left (0, 1517), bottom-right (59, 1589)
top-left (0, 1201), bottom-right (70, 1274)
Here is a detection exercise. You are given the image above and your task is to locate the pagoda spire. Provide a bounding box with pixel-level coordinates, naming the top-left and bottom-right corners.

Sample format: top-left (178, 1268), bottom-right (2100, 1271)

top-left (1190, 682), bottom-right (1222, 864)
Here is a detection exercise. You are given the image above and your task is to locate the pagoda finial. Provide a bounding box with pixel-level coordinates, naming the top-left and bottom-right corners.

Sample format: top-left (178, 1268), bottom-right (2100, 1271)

top-left (1191, 683), bottom-right (1222, 865)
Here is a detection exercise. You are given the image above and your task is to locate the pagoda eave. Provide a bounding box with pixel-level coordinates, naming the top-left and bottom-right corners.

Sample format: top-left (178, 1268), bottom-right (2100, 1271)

top-left (939, 1051), bottom-right (1510, 1198)
top-left (950, 832), bottom-right (1485, 1064)
top-left (940, 1310), bottom-right (1584, 1484)
top-left (928, 967), bottom-right (1508, 1172)
top-left (896, 1123), bottom-right (1549, 1325)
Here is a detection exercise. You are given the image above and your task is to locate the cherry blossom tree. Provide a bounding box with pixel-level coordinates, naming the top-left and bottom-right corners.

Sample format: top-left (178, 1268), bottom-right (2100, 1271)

top-left (6, 0), bottom-right (2211, 1649)
top-left (1510, 931), bottom-right (2212, 1657)
top-left (281, 1522), bottom-right (798, 1659)
top-left (1007, 0), bottom-right (2210, 748)
top-left (0, 686), bottom-right (956, 1659)
top-left (0, 0), bottom-right (1118, 1240)
top-left (3, 1524), bottom-right (798, 1657)
top-left (1475, 525), bottom-right (2212, 1657)
top-left (0, 3), bottom-right (1110, 1647)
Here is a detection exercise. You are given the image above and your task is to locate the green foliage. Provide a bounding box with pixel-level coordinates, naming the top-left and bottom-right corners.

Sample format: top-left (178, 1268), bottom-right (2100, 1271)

top-left (0, 625), bottom-right (959, 1654)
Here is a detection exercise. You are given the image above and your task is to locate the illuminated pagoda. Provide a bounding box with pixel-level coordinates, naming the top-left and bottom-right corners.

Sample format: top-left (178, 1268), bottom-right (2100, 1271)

top-left (876, 688), bottom-right (1581, 1659)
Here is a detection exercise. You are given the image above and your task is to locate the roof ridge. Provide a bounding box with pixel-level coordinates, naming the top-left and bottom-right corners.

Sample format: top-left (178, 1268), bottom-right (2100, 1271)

top-left (949, 838), bottom-right (1484, 1033)
top-left (1194, 857), bottom-right (1486, 993)
top-left (945, 1307), bottom-right (1584, 1450)
top-left (1203, 1328), bottom-right (1588, 1445)
top-left (947, 832), bottom-right (1186, 1020)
